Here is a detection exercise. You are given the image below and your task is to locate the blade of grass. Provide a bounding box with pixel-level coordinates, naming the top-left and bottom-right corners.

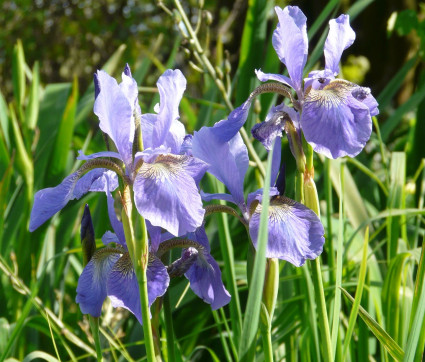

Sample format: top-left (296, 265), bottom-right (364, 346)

top-left (377, 55), bottom-right (417, 110)
top-left (46, 77), bottom-right (78, 184)
top-left (238, 141), bottom-right (273, 361)
top-left (341, 288), bottom-right (404, 361)
top-left (405, 240), bottom-right (425, 361)
top-left (381, 85), bottom-right (425, 141)
top-left (331, 162), bottom-right (345, 359)
top-left (0, 90), bottom-right (10, 148)
top-left (387, 152), bottom-right (406, 261)
top-left (342, 227), bottom-right (369, 359)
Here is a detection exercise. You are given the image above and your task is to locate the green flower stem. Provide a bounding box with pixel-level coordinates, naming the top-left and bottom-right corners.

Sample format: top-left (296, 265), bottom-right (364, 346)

top-left (293, 138), bottom-right (332, 362)
top-left (163, 251), bottom-right (176, 362)
top-left (302, 143), bottom-right (333, 362)
top-left (88, 317), bottom-right (103, 361)
top-left (260, 258), bottom-right (279, 362)
top-left (260, 320), bottom-right (273, 362)
top-left (121, 185), bottom-right (156, 362)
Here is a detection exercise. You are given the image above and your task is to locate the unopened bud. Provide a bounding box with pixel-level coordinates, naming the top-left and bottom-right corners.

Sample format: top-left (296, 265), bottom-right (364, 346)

top-left (262, 258), bottom-right (279, 321)
top-left (81, 204), bottom-right (96, 266)
top-left (204, 10), bottom-right (213, 25)
top-left (304, 176), bottom-right (320, 216)
top-left (254, 98), bottom-right (261, 115)
top-left (198, 0), bottom-right (204, 9)
top-left (224, 58), bottom-right (231, 74)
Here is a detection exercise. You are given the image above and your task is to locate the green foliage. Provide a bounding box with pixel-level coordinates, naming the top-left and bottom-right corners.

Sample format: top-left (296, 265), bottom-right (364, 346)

top-left (1, 0), bottom-right (425, 361)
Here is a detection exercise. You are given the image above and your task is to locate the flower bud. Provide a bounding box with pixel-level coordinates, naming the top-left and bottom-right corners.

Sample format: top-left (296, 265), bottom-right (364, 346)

top-left (262, 258), bottom-right (279, 321)
top-left (80, 204), bottom-right (96, 266)
top-left (204, 10), bottom-right (213, 25)
top-left (304, 175), bottom-right (320, 216)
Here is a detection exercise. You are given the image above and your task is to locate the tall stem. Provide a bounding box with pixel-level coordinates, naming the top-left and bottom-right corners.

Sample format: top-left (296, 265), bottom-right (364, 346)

top-left (121, 185), bottom-right (156, 361)
top-left (303, 143), bottom-right (333, 362)
top-left (163, 252), bottom-right (176, 362)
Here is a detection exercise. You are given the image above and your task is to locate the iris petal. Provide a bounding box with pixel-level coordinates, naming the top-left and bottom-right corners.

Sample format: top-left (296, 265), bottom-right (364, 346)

top-left (133, 154), bottom-right (207, 236)
top-left (141, 69), bottom-right (187, 153)
top-left (301, 80), bottom-right (372, 158)
top-left (76, 248), bottom-right (121, 317)
top-left (256, 69), bottom-right (294, 90)
top-left (193, 128), bottom-right (248, 208)
top-left (324, 14), bottom-right (356, 76)
top-left (272, 6), bottom-right (308, 93)
top-left (107, 253), bottom-right (169, 323)
top-left (185, 253), bottom-right (231, 310)
top-left (29, 169), bottom-right (117, 231)
top-left (94, 70), bottom-right (134, 170)
top-left (249, 195), bottom-right (324, 266)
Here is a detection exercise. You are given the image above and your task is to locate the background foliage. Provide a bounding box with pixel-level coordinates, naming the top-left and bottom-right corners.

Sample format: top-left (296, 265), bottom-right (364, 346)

top-left (1, 0), bottom-right (425, 361)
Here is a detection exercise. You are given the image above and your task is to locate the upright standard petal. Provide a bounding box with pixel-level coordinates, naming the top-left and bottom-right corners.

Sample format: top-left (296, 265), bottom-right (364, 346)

top-left (249, 196), bottom-right (324, 266)
top-left (324, 15), bottom-right (356, 76)
top-left (272, 6), bottom-right (308, 93)
top-left (107, 253), bottom-right (169, 323)
top-left (94, 70), bottom-right (134, 169)
top-left (76, 248), bottom-right (121, 316)
top-left (133, 154), bottom-right (207, 236)
top-left (29, 169), bottom-right (116, 231)
top-left (301, 80), bottom-right (373, 158)
top-left (141, 69), bottom-right (187, 153)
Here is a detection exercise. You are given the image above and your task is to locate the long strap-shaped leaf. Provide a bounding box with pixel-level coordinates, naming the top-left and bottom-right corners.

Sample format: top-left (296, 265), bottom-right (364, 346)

top-left (341, 288), bottom-right (405, 361)
top-left (238, 141), bottom-right (274, 361)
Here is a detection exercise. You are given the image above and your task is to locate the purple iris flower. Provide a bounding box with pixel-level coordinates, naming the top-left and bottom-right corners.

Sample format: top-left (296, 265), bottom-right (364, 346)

top-left (191, 108), bottom-right (324, 267)
top-left (76, 188), bottom-right (169, 323)
top-left (76, 199), bottom-right (229, 321)
top-left (30, 66), bottom-right (208, 237)
top-left (255, 6), bottom-right (379, 159)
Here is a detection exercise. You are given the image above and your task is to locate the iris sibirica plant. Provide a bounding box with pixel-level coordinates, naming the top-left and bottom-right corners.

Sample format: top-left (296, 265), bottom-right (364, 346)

top-left (28, 4), bottom-right (380, 360)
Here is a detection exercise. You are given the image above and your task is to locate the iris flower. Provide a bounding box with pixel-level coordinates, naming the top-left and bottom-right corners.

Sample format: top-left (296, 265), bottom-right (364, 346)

top-left (254, 6), bottom-right (379, 159)
top-left (76, 197), bottom-right (230, 322)
top-left (190, 107), bottom-right (324, 267)
top-left (30, 66), bottom-right (208, 237)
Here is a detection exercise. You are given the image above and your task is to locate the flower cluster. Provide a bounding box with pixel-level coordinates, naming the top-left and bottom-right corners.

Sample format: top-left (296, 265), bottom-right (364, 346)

top-left (29, 5), bottom-right (378, 324)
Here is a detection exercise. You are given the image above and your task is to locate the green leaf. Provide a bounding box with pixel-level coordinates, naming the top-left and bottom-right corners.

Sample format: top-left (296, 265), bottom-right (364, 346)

top-left (394, 9), bottom-right (418, 36)
top-left (342, 227), bottom-right (370, 359)
top-left (22, 351), bottom-right (59, 362)
top-left (9, 103), bottom-right (33, 198)
top-left (381, 85), bottom-right (425, 141)
top-left (34, 83), bottom-right (72, 189)
top-left (405, 242), bottom-right (425, 361)
top-left (12, 39), bottom-right (26, 109)
top-left (47, 77), bottom-right (78, 183)
top-left (341, 288), bottom-right (405, 361)
top-left (382, 252), bottom-right (411, 345)
top-left (238, 140), bottom-right (274, 361)
top-left (377, 55), bottom-right (417, 110)
top-left (0, 90), bottom-right (10, 148)
top-left (386, 152), bottom-right (406, 260)
top-left (235, 0), bottom-right (272, 106)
